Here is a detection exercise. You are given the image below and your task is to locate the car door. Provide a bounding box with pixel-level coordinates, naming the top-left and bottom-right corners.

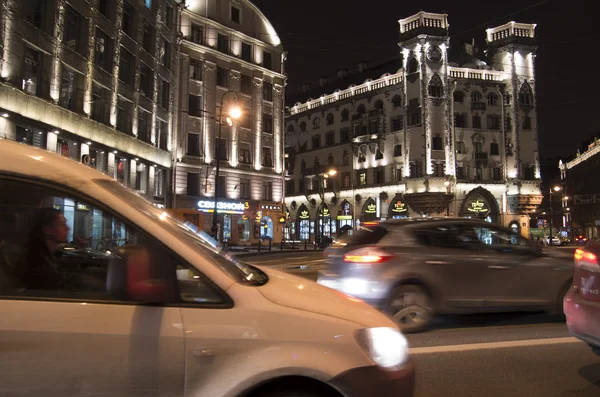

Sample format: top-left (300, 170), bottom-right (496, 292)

top-left (0, 177), bottom-right (185, 397)
top-left (411, 222), bottom-right (491, 309)
top-left (471, 223), bottom-right (550, 308)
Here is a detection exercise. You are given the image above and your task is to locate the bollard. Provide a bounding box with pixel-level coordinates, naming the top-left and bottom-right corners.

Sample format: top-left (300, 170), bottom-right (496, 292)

top-left (269, 240), bottom-right (272, 251)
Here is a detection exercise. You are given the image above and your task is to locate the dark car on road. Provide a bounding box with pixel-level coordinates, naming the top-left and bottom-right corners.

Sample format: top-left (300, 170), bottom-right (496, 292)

top-left (318, 218), bottom-right (574, 332)
top-left (564, 242), bottom-right (600, 356)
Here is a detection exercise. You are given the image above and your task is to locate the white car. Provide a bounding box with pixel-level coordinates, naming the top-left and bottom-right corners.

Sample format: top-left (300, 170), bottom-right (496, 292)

top-left (0, 140), bottom-right (414, 397)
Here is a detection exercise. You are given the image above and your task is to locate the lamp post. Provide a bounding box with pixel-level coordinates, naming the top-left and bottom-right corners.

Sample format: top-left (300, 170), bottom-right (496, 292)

top-left (549, 185), bottom-right (562, 245)
top-left (211, 91), bottom-right (242, 242)
top-left (318, 167), bottom-right (337, 247)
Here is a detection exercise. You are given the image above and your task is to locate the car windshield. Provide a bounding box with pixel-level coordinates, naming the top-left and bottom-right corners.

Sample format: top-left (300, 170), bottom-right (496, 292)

top-left (94, 179), bottom-right (268, 286)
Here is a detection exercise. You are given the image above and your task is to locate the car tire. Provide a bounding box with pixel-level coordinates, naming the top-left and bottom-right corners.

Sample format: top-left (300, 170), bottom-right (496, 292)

top-left (386, 285), bottom-right (433, 333)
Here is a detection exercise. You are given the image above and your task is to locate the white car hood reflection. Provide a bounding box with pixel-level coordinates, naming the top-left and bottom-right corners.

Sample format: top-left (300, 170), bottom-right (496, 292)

top-left (255, 267), bottom-right (394, 328)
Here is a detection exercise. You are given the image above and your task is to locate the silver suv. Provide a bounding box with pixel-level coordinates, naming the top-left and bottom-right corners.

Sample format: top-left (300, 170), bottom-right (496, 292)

top-left (318, 218), bottom-right (574, 333)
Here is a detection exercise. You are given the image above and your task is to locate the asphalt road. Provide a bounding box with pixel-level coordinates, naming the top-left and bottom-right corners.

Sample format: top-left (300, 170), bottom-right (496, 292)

top-left (244, 249), bottom-right (600, 397)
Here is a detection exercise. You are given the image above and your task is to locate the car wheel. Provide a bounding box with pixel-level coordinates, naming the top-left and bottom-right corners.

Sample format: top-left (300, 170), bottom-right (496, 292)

top-left (387, 285), bottom-right (433, 333)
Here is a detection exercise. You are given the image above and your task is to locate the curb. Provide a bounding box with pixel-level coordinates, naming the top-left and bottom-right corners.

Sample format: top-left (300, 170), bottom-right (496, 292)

top-left (232, 249), bottom-right (324, 258)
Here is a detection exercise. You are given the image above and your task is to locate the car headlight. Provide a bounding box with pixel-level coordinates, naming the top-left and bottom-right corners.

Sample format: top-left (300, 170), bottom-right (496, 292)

top-left (355, 327), bottom-right (409, 369)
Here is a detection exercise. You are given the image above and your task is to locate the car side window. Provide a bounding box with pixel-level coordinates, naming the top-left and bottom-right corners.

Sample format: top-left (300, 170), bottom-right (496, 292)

top-left (413, 224), bottom-right (482, 250)
top-left (0, 178), bottom-right (226, 305)
top-left (472, 225), bottom-right (529, 250)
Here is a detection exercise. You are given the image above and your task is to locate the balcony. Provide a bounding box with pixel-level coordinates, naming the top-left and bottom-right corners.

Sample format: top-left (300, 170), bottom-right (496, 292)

top-left (472, 102), bottom-right (487, 111)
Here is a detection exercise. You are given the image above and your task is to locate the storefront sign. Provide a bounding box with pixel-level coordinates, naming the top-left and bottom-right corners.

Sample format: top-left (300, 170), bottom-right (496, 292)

top-left (299, 210), bottom-right (310, 219)
top-left (319, 208), bottom-right (330, 217)
top-left (365, 203), bottom-right (377, 214)
top-left (466, 199), bottom-right (489, 214)
top-left (391, 200), bottom-right (407, 214)
top-left (255, 211), bottom-right (262, 223)
top-left (337, 215), bottom-right (353, 220)
top-left (197, 200), bottom-right (245, 214)
top-left (279, 216), bottom-right (286, 224)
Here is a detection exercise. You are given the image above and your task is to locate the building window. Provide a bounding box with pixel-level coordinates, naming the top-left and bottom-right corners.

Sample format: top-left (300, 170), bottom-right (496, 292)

top-left (471, 91), bottom-right (482, 103)
top-left (433, 162), bottom-right (445, 177)
top-left (519, 83), bottom-right (534, 105)
top-left (454, 91), bottom-right (464, 103)
top-left (217, 67), bottom-right (228, 88)
top-left (391, 116), bottom-right (403, 131)
top-left (231, 6), bottom-right (241, 23)
top-left (394, 144), bottom-right (402, 157)
top-left (137, 108), bottom-right (151, 143)
top-left (285, 180), bottom-right (294, 195)
top-left (263, 51), bottom-right (272, 70)
top-left (190, 25), bottom-right (203, 45)
top-left (358, 171), bottom-right (367, 186)
top-left (312, 135), bottom-right (321, 149)
top-left (140, 62), bottom-right (153, 98)
top-left (488, 93), bottom-right (499, 106)
top-left (358, 153), bottom-right (366, 163)
top-left (144, 0), bottom-right (152, 9)
top-left (263, 113), bottom-right (273, 134)
top-left (154, 168), bottom-right (164, 197)
top-left (299, 122), bottom-right (306, 132)
top-left (263, 181), bottom-right (273, 201)
top-left (342, 172), bottom-right (351, 188)
top-left (187, 133), bottom-right (201, 156)
top-left (240, 178), bottom-right (250, 199)
top-left (407, 57), bottom-right (418, 74)
top-left (158, 119), bottom-right (168, 150)
top-left (163, 4), bottom-right (173, 27)
top-left (240, 109), bottom-right (251, 129)
top-left (64, 5), bottom-right (84, 55)
top-left (239, 142), bottom-right (251, 164)
top-left (122, 1), bottom-right (135, 38)
top-left (23, 0), bottom-right (45, 29)
top-left (241, 42), bottom-right (252, 62)
top-left (117, 98), bottom-right (132, 135)
top-left (262, 147), bottom-right (273, 167)
top-left (432, 135), bottom-right (443, 151)
top-left (91, 85), bottom-right (111, 126)
top-left (143, 20), bottom-right (154, 53)
top-left (59, 66), bottom-right (77, 111)
top-left (341, 109), bottom-right (350, 122)
top-left (474, 141), bottom-right (483, 153)
top-left (505, 117), bottom-right (513, 130)
top-left (263, 82), bottom-right (273, 101)
top-left (428, 74), bottom-right (444, 98)
top-left (119, 46), bottom-right (134, 86)
top-left (392, 95), bottom-right (402, 108)
top-left (187, 172), bottom-right (199, 196)
top-left (161, 38), bottom-right (171, 69)
top-left (326, 132), bottom-right (335, 146)
top-left (454, 113), bottom-right (467, 128)
top-left (492, 167), bottom-right (502, 180)
top-left (375, 150), bottom-right (383, 160)
top-left (326, 113), bottom-right (334, 125)
top-left (159, 80), bottom-right (170, 110)
top-left (190, 59), bottom-right (202, 80)
top-left (217, 34), bottom-right (229, 54)
top-left (374, 168), bottom-right (385, 184)
top-left (410, 162), bottom-right (422, 177)
top-left (457, 165), bottom-right (466, 179)
top-left (472, 115), bottom-right (481, 129)
top-left (215, 138), bottom-right (227, 161)
top-left (313, 118), bottom-right (321, 130)
top-left (340, 128), bottom-right (350, 143)
top-left (98, 0), bottom-right (111, 20)
top-left (490, 142), bottom-right (500, 155)
top-left (523, 116), bottom-right (532, 130)
top-left (94, 28), bottom-right (111, 71)
top-left (523, 166), bottom-right (535, 180)
top-left (343, 151), bottom-right (349, 165)
top-left (475, 167), bottom-right (483, 181)
top-left (487, 115), bottom-right (500, 130)
top-left (408, 110), bottom-right (421, 126)
top-left (241, 75), bottom-right (252, 95)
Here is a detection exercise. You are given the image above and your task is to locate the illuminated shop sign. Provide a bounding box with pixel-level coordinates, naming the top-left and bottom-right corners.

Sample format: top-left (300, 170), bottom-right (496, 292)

top-left (365, 203), bottom-right (377, 214)
top-left (466, 199), bottom-right (489, 214)
top-left (299, 210), bottom-right (310, 219)
top-left (197, 200), bottom-right (245, 214)
top-left (391, 200), bottom-right (407, 213)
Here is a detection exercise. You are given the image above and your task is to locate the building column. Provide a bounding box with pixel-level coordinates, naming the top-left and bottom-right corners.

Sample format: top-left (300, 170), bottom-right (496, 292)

top-left (110, 0), bottom-right (124, 127)
top-left (253, 77), bottom-right (263, 171)
top-left (0, 0), bottom-right (21, 82)
top-left (148, 165), bottom-right (156, 201)
top-left (202, 61), bottom-right (216, 163)
top-left (273, 83), bottom-right (284, 174)
top-left (83, 1), bottom-right (99, 116)
top-left (107, 152), bottom-right (116, 179)
top-left (229, 70), bottom-right (241, 167)
top-left (46, 131), bottom-right (58, 152)
top-left (49, 0), bottom-right (66, 103)
top-left (0, 117), bottom-right (16, 140)
top-left (129, 159), bottom-right (137, 189)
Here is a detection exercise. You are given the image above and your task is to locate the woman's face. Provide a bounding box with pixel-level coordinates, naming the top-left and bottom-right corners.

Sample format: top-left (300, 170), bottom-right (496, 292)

top-left (44, 214), bottom-right (69, 243)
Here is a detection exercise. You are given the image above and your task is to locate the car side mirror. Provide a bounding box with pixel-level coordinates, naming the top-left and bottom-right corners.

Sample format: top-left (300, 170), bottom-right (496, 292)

top-left (107, 244), bottom-right (168, 304)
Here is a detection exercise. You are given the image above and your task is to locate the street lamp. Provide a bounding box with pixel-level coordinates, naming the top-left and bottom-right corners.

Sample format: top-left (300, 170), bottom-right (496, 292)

top-left (549, 185), bottom-right (562, 245)
top-left (211, 91), bottom-right (242, 242)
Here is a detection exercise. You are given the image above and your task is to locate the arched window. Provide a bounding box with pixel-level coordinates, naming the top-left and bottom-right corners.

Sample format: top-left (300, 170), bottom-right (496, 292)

top-left (327, 153), bottom-right (334, 165)
top-left (313, 118), bottom-right (320, 129)
top-left (374, 100), bottom-right (384, 110)
top-left (299, 121), bottom-right (306, 132)
top-left (326, 113), bottom-right (334, 125)
top-left (471, 91), bottom-right (482, 103)
top-left (453, 91), bottom-right (465, 103)
top-left (392, 95), bottom-right (402, 108)
top-left (487, 93), bottom-right (498, 106)
top-left (287, 124), bottom-right (295, 133)
top-left (407, 57), bottom-right (418, 74)
top-left (428, 74), bottom-right (444, 98)
top-left (356, 104), bottom-right (366, 114)
top-left (341, 108), bottom-right (349, 121)
top-left (519, 82), bottom-right (534, 105)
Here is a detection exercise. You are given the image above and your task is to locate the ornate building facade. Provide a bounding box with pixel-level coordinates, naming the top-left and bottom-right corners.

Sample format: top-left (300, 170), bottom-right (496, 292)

top-left (173, 0), bottom-right (286, 244)
top-left (284, 12), bottom-right (542, 241)
top-left (0, 0), bottom-right (179, 207)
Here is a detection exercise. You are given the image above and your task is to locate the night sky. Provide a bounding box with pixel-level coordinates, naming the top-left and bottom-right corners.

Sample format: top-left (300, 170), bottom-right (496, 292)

top-left (253, 0), bottom-right (597, 161)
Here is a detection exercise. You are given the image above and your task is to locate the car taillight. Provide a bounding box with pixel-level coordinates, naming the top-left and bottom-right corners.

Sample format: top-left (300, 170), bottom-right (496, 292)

top-left (575, 248), bottom-right (599, 272)
top-left (343, 247), bottom-right (394, 264)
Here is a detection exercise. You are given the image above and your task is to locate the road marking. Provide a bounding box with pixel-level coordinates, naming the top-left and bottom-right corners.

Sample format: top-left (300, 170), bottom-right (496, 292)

top-left (409, 337), bottom-right (580, 355)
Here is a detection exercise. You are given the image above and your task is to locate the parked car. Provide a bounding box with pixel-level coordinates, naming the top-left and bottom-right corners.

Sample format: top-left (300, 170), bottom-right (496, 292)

top-left (318, 218), bottom-right (574, 333)
top-left (545, 236), bottom-right (561, 246)
top-left (564, 242), bottom-right (600, 357)
top-left (574, 235), bottom-right (589, 245)
top-left (560, 236), bottom-right (571, 246)
top-left (0, 140), bottom-right (415, 397)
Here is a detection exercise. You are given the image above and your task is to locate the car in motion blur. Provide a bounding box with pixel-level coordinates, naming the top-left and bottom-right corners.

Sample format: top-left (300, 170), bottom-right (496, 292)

top-left (318, 218), bottom-right (574, 333)
top-left (0, 140), bottom-right (415, 397)
top-left (564, 243), bottom-right (600, 357)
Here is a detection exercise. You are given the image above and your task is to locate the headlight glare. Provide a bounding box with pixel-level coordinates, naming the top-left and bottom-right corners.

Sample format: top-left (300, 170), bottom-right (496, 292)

top-left (355, 327), bottom-right (409, 369)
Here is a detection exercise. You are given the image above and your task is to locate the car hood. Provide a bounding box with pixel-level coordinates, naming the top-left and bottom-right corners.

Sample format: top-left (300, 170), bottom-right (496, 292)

top-left (256, 267), bottom-right (396, 328)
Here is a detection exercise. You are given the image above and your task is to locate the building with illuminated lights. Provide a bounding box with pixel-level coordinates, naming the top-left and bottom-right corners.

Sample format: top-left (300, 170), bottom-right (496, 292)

top-left (0, 0), bottom-right (179, 207)
top-left (173, 0), bottom-right (286, 244)
top-left (284, 11), bottom-right (543, 241)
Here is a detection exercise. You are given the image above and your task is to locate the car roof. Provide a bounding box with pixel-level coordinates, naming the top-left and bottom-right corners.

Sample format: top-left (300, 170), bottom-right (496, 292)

top-left (0, 139), bottom-right (112, 187)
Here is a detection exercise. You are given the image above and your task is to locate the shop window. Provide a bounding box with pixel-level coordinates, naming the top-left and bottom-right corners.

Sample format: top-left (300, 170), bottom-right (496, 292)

top-left (237, 217), bottom-right (250, 241)
top-left (260, 216), bottom-right (274, 239)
